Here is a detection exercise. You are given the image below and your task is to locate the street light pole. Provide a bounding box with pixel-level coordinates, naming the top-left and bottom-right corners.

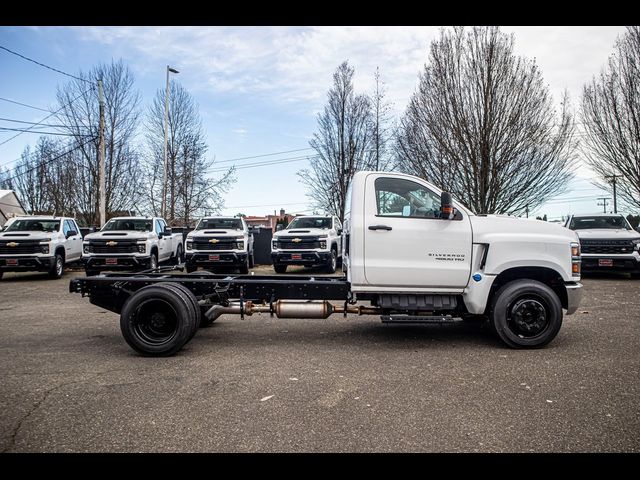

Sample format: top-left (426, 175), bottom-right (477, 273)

top-left (161, 65), bottom-right (179, 219)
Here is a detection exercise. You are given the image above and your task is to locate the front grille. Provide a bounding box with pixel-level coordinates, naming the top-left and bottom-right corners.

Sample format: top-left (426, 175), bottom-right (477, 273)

top-left (88, 241), bottom-right (137, 254)
top-left (192, 237), bottom-right (237, 251)
top-left (276, 236), bottom-right (322, 250)
top-left (0, 241), bottom-right (41, 254)
top-left (580, 239), bottom-right (634, 255)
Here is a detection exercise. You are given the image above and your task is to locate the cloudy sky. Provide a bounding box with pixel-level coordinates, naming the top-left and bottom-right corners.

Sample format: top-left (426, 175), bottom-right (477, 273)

top-left (0, 26), bottom-right (629, 219)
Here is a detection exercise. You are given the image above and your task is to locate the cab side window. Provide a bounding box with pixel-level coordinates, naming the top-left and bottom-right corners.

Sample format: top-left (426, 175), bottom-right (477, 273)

top-left (63, 220), bottom-right (72, 235)
top-left (155, 220), bottom-right (164, 235)
top-left (374, 177), bottom-right (462, 220)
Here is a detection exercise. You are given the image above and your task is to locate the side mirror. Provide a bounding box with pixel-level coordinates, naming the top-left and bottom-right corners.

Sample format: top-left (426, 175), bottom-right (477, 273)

top-left (337, 228), bottom-right (343, 235)
top-left (440, 192), bottom-right (454, 220)
top-left (66, 230), bottom-right (78, 238)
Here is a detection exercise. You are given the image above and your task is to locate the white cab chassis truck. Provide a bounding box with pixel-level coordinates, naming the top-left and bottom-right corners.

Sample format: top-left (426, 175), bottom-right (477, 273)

top-left (82, 217), bottom-right (183, 276)
top-left (0, 215), bottom-right (82, 279)
top-left (271, 215), bottom-right (342, 273)
top-left (70, 171), bottom-right (583, 356)
top-left (184, 216), bottom-right (254, 274)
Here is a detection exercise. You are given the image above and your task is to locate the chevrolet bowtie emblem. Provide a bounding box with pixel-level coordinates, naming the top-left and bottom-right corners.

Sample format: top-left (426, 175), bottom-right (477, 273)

top-left (106, 241), bottom-right (118, 246)
top-left (292, 238), bottom-right (302, 243)
top-left (209, 239), bottom-right (219, 243)
top-left (7, 242), bottom-right (18, 247)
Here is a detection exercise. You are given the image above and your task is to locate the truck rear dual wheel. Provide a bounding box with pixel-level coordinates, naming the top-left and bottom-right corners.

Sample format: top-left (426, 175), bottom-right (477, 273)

top-left (489, 279), bottom-right (562, 349)
top-left (119, 284), bottom-right (198, 356)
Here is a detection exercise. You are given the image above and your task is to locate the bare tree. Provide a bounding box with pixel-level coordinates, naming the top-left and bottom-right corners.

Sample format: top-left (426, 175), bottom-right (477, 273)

top-left (144, 83), bottom-right (235, 226)
top-left (371, 66), bottom-right (395, 171)
top-left (581, 26), bottom-right (640, 210)
top-left (11, 139), bottom-right (54, 214)
top-left (299, 61), bottom-right (375, 222)
top-left (395, 26), bottom-right (576, 215)
top-left (56, 60), bottom-right (143, 225)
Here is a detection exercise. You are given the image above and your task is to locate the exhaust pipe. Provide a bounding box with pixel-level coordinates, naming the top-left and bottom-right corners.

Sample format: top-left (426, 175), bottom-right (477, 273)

top-left (204, 300), bottom-right (380, 321)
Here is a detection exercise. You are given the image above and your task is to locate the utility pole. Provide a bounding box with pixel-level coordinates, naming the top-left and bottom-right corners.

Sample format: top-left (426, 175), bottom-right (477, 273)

top-left (597, 197), bottom-right (611, 213)
top-left (98, 79), bottom-right (106, 227)
top-left (606, 174), bottom-right (621, 213)
top-left (161, 65), bottom-right (179, 220)
top-left (525, 204), bottom-right (529, 218)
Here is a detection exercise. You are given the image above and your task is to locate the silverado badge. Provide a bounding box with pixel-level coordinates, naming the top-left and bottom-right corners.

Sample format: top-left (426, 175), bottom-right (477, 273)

top-left (292, 238), bottom-right (302, 243)
top-left (106, 241), bottom-right (118, 246)
top-left (7, 242), bottom-right (18, 247)
top-left (209, 239), bottom-right (219, 244)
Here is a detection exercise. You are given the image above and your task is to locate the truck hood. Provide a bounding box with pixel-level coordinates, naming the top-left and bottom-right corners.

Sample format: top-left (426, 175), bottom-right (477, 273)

top-left (573, 229), bottom-right (640, 240)
top-left (187, 230), bottom-right (245, 239)
top-left (84, 231), bottom-right (151, 241)
top-left (274, 228), bottom-right (331, 238)
top-left (0, 231), bottom-right (59, 241)
top-left (470, 215), bottom-right (578, 243)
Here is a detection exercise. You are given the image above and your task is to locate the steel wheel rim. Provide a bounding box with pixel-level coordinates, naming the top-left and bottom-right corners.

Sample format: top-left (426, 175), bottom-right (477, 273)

top-left (507, 296), bottom-right (549, 338)
top-left (151, 255), bottom-right (157, 269)
top-left (56, 256), bottom-right (63, 276)
top-left (133, 299), bottom-right (178, 346)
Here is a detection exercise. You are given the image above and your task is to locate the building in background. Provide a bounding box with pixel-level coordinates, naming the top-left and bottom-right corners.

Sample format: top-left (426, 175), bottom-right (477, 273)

top-left (0, 190), bottom-right (27, 227)
top-left (245, 208), bottom-right (297, 232)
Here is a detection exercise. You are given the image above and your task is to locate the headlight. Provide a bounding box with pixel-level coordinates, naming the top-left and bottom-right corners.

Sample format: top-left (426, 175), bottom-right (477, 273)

top-left (186, 242), bottom-right (192, 251)
top-left (137, 243), bottom-right (146, 253)
top-left (237, 241), bottom-right (244, 250)
top-left (632, 239), bottom-right (640, 251)
top-left (320, 240), bottom-right (327, 249)
top-left (318, 234), bottom-right (328, 239)
top-left (40, 237), bottom-right (52, 242)
top-left (272, 241), bottom-right (278, 249)
top-left (83, 245), bottom-right (90, 254)
top-left (41, 244), bottom-right (50, 254)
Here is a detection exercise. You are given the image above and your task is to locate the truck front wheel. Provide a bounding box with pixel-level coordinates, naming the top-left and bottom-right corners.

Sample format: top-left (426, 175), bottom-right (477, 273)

top-left (325, 249), bottom-right (337, 273)
top-left (489, 279), bottom-right (562, 349)
top-left (149, 251), bottom-right (158, 271)
top-left (48, 252), bottom-right (64, 279)
top-left (274, 264), bottom-right (287, 274)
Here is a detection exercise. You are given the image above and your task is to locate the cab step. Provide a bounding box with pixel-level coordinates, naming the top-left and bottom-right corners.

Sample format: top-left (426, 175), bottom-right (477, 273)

top-left (381, 315), bottom-right (463, 324)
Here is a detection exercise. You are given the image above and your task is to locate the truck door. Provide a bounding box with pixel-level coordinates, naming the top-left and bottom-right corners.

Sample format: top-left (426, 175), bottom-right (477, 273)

top-left (363, 174), bottom-right (472, 289)
top-left (63, 219), bottom-right (82, 261)
top-left (155, 219), bottom-right (169, 261)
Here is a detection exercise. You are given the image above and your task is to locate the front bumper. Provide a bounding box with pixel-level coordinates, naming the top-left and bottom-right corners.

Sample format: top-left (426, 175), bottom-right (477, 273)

top-left (82, 255), bottom-right (152, 271)
top-left (185, 251), bottom-right (247, 267)
top-left (565, 282), bottom-right (583, 315)
top-left (272, 251), bottom-right (331, 265)
top-left (580, 255), bottom-right (640, 272)
top-left (0, 255), bottom-right (55, 272)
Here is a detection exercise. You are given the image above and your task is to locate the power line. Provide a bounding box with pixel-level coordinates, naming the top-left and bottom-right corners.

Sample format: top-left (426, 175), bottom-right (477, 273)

top-left (0, 117), bottom-right (89, 129)
top-left (0, 86), bottom-right (94, 154)
top-left (0, 96), bottom-right (51, 113)
top-left (225, 201), bottom-right (310, 209)
top-left (0, 127), bottom-right (93, 137)
top-left (207, 155), bottom-right (317, 174)
top-left (0, 45), bottom-right (92, 84)
top-left (213, 147), bottom-right (315, 165)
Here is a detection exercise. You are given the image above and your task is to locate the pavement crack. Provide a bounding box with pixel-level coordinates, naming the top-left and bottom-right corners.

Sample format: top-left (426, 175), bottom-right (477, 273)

top-left (1, 375), bottom-right (97, 453)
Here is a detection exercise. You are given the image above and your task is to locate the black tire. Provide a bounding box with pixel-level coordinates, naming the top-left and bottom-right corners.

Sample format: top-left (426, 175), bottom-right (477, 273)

top-left (0, 271), bottom-right (3, 280)
top-left (48, 251), bottom-right (64, 279)
top-left (174, 244), bottom-right (183, 265)
top-left (149, 251), bottom-right (158, 271)
top-left (274, 264), bottom-right (287, 274)
top-left (325, 249), bottom-right (337, 273)
top-left (160, 283), bottom-right (201, 340)
top-left (489, 279), bottom-right (563, 349)
top-left (238, 256), bottom-right (250, 274)
top-left (85, 269), bottom-right (99, 277)
top-left (186, 264), bottom-right (197, 273)
top-left (119, 284), bottom-right (195, 356)
top-left (248, 252), bottom-right (255, 268)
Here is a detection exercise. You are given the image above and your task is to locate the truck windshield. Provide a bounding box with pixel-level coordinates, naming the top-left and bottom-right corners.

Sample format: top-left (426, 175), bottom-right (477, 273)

top-left (569, 216), bottom-right (631, 230)
top-left (5, 219), bottom-right (60, 232)
top-left (287, 217), bottom-right (332, 229)
top-left (102, 219), bottom-right (153, 232)
top-left (196, 218), bottom-right (243, 230)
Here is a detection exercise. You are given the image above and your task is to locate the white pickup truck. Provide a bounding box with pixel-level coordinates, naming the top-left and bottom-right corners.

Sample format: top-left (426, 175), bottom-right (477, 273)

top-left (184, 216), bottom-right (254, 274)
top-left (271, 215), bottom-right (342, 273)
top-left (71, 170), bottom-right (584, 355)
top-left (0, 215), bottom-right (83, 279)
top-left (564, 213), bottom-right (640, 277)
top-left (82, 216), bottom-right (183, 276)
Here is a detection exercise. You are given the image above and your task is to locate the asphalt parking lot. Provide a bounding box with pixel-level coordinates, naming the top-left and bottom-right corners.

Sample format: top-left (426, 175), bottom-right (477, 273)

top-left (0, 266), bottom-right (638, 452)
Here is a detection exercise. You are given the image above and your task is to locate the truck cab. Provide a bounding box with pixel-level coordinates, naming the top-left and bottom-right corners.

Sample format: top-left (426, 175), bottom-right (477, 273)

top-left (271, 215), bottom-right (342, 273)
top-left (564, 213), bottom-right (640, 275)
top-left (82, 216), bottom-right (183, 276)
top-left (0, 215), bottom-right (82, 279)
top-left (184, 216), bottom-right (254, 274)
